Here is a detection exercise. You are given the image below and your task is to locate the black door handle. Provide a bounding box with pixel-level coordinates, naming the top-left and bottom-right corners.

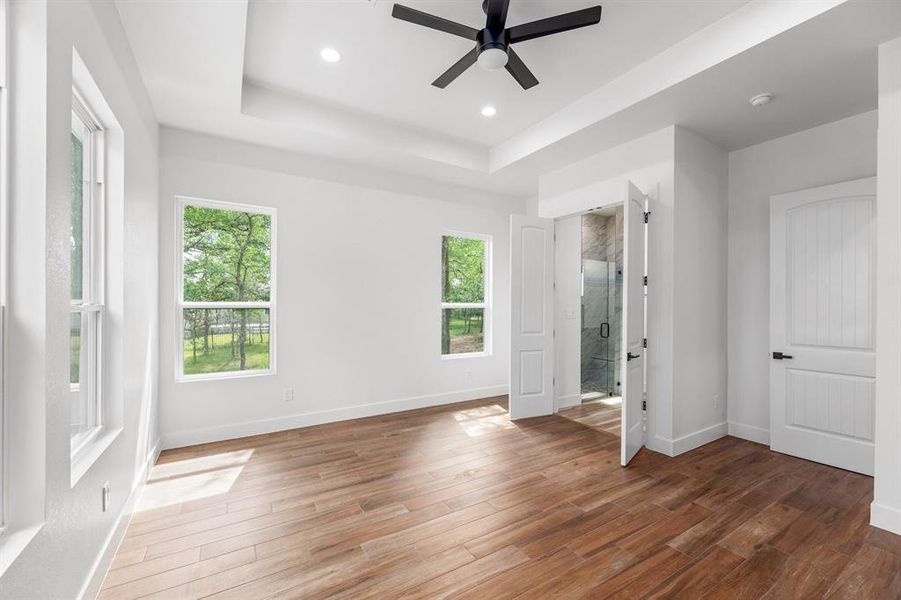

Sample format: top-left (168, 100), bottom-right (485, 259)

top-left (627, 352), bottom-right (640, 361)
top-left (772, 351), bottom-right (794, 360)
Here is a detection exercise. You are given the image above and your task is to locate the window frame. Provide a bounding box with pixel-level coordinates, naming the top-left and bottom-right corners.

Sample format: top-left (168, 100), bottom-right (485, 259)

top-left (440, 231), bottom-right (492, 359)
top-left (175, 196), bottom-right (277, 382)
top-left (69, 89), bottom-right (105, 460)
top-left (0, 0), bottom-right (8, 534)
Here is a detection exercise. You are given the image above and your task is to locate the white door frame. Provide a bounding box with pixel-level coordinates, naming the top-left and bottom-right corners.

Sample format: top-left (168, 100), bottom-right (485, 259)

top-left (621, 182), bottom-right (648, 465)
top-left (545, 181), bottom-right (649, 462)
top-left (509, 215), bottom-right (556, 420)
top-left (769, 176), bottom-right (877, 475)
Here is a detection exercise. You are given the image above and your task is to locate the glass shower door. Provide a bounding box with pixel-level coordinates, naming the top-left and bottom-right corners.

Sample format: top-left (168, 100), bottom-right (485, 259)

top-left (581, 259), bottom-right (618, 397)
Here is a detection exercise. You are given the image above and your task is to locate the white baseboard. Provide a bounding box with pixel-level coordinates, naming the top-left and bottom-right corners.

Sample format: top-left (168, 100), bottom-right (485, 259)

top-left (651, 422), bottom-right (728, 457)
top-left (871, 501), bottom-right (901, 536)
top-left (645, 436), bottom-right (673, 456)
top-left (79, 440), bottom-right (161, 600)
top-left (728, 421), bottom-right (770, 445)
top-left (673, 421), bottom-right (728, 455)
top-left (555, 394), bottom-right (581, 411)
top-left (161, 385), bottom-right (509, 450)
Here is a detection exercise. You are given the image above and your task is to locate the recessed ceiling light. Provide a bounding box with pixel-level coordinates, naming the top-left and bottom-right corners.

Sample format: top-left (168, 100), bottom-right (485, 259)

top-left (320, 48), bottom-right (341, 63)
top-left (749, 92), bottom-right (774, 107)
top-left (481, 105), bottom-right (497, 118)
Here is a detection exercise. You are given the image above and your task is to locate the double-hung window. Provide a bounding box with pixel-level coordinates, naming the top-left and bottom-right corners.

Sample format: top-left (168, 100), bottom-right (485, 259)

top-left (70, 93), bottom-right (104, 454)
top-left (441, 232), bottom-right (491, 357)
top-left (177, 198), bottom-right (275, 380)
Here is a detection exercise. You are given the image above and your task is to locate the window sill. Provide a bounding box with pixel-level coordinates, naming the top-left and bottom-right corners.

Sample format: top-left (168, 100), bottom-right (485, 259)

top-left (0, 522), bottom-right (44, 577)
top-left (441, 352), bottom-right (491, 360)
top-left (71, 426), bottom-right (122, 488)
top-left (176, 368), bottom-right (275, 383)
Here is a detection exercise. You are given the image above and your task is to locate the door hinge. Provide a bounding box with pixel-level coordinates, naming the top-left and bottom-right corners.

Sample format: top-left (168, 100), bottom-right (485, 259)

top-left (643, 338), bottom-right (647, 348)
top-left (642, 400), bottom-right (647, 411)
top-left (644, 211), bottom-right (651, 223)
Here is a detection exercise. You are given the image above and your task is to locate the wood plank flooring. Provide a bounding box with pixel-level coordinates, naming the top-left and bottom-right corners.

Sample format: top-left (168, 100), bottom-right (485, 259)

top-left (100, 396), bottom-right (901, 599)
top-left (558, 398), bottom-right (622, 436)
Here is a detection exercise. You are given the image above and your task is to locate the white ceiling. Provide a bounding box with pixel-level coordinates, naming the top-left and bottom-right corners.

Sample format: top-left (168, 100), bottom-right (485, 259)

top-left (115, 0), bottom-right (901, 200)
top-left (243, 0), bottom-right (748, 147)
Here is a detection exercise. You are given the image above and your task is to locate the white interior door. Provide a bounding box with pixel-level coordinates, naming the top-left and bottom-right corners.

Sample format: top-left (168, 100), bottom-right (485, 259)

top-left (621, 182), bottom-right (646, 465)
top-left (770, 177), bottom-right (876, 475)
top-left (510, 215), bottom-right (555, 420)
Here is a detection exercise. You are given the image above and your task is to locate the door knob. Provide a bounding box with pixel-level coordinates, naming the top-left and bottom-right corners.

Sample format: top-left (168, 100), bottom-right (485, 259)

top-left (772, 351), bottom-right (793, 360)
top-left (627, 352), bottom-right (640, 361)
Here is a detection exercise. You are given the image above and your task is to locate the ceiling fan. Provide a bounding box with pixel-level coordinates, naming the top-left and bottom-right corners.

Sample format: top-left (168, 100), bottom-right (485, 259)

top-left (391, 0), bottom-right (602, 90)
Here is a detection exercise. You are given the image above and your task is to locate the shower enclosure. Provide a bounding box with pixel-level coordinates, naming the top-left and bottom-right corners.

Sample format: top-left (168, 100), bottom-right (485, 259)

top-left (581, 209), bottom-right (623, 399)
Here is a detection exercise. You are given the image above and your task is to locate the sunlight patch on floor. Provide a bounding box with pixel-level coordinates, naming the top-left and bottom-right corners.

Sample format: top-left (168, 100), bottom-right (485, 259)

top-left (137, 449), bottom-right (254, 512)
top-left (453, 404), bottom-right (516, 437)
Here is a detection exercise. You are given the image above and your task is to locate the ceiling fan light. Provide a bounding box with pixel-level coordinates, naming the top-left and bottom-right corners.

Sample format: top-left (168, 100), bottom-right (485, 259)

top-left (477, 48), bottom-right (508, 71)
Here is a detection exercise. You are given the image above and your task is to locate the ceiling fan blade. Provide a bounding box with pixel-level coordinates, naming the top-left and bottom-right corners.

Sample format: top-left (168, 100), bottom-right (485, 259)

top-left (485, 0), bottom-right (510, 32)
top-left (392, 4), bottom-right (479, 40)
top-left (505, 48), bottom-right (539, 90)
top-left (506, 6), bottom-right (602, 45)
top-left (432, 47), bottom-right (479, 88)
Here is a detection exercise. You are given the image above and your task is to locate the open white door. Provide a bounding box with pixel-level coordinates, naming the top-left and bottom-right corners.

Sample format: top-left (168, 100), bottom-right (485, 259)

top-left (621, 182), bottom-right (646, 465)
top-left (770, 178), bottom-right (876, 475)
top-left (510, 215), bottom-right (555, 420)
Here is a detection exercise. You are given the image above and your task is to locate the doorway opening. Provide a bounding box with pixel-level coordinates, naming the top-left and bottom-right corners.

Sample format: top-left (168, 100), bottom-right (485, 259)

top-left (510, 181), bottom-right (646, 463)
top-left (572, 205), bottom-right (625, 437)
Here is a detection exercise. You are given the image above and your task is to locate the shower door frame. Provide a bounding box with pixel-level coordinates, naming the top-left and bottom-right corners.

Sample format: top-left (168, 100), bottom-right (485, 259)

top-left (579, 227), bottom-right (622, 401)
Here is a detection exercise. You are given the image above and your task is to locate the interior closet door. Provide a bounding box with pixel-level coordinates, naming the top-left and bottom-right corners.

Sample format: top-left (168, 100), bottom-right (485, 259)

top-left (621, 181), bottom-right (646, 465)
top-left (770, 177), bottom-right (876, 475)
top-left (509, 215), bottom-right (555, 420)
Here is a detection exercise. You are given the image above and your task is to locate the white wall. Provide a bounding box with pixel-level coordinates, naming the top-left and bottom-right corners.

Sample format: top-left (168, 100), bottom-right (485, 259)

top-left (873, 37), bottom-right (901, 535)
top-left (554, 214), bottom-right (581, 410)
top-left (541, 126), bottom-right (729, 456)
top-left (539, 126), bottom-right (678, 454)
top-left (672, 128), bottom-right (729, 448)
top-left (158, 128), bottom-right (519, 449)
top-left (726, 111), bottom-right (877, 443)
top-left (2, 1), bottom-right (159, 597)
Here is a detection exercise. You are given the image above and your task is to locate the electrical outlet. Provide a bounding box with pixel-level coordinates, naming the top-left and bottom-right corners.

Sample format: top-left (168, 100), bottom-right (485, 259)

top-left (284, 388), bottom-right (295, 402)
top-left (564, 309), bottom-right (577, 320)
top-left (713, 394), bottom-right (720, 409)
top-left (102, 482), bottom-right (111, 512)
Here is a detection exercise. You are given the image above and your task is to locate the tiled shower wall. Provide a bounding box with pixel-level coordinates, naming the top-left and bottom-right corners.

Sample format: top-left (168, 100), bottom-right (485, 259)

top-left (581, 208), bottom-right (624, 396)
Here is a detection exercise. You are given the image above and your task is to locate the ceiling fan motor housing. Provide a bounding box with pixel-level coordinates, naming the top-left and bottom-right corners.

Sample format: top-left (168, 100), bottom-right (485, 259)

top-left (477, 28), bottom-right (507, 52)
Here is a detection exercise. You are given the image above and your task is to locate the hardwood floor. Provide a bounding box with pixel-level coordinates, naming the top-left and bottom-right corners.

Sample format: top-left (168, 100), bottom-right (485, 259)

top-left (558, 397), bottom-right (622, 436)
top-left (100, 396), bottom-right (901, 599)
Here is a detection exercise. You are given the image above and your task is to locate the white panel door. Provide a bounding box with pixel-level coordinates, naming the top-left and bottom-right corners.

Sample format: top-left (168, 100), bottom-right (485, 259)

top-left (621, 182), bottom-right (646, 465)
top-left (510, 215), bottom-right (555, 420)
top-left (770, 177), bottom-right (876, 475)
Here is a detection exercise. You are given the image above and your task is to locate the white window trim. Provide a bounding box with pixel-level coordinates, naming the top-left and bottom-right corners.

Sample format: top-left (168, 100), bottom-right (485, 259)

top-left (69, 88), bottom-right (108, 481)
top-left (175, 195), bottom-right (277, 382)
top-left (440, 230), bottom-right (492, 359)
top-left (0, 0), bottom-right (8, 536)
